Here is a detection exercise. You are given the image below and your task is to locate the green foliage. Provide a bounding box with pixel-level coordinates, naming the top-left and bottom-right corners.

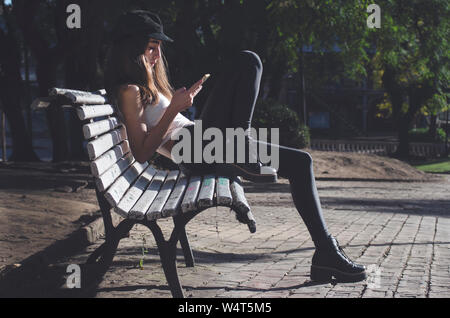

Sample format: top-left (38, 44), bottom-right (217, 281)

top-left (368, 0), bottom-right (449, 156)
top-left (252, 98), bottom-right (310, 148)
top-left (423, 93), bottom-right (450, 116)
top-left (408, 127), bottom-right (447, 143)
top-left (268, 0), bottom-right (372, 83)
top-left (413, 158), bottom-right (450, 173)
top-left (139, 233), bottom-right (148, 270)
top-left (371, 0), bottom-right (449, 108)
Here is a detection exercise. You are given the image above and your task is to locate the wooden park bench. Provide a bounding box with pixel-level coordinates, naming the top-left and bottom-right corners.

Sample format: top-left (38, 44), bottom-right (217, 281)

top-left (37, 87), bottom-right (268, 298)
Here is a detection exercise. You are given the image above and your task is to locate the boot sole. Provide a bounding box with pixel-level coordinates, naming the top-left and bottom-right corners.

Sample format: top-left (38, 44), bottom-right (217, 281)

top-left (216, 163), bottom-right (277, 183)
top-left (310, 265), bottom-right (367, 283)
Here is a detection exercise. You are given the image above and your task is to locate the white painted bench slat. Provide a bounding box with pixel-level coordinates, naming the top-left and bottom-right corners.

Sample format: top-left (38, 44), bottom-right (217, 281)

top-left (230, 177), bottom-right (250, 214)
top-left (50, 88), bottom-right (96, 97)
top-left (115, 165), bottom-right (157, 217)
top-left (197, 175), bottom-right (216, 208)
top-left (90, 141), bottom-right (130, 177)
top-left (146, 170), bottom-right (179, 221)
top-left (83, 117), bottom-right (120, 139)
top-left (86, 126), bottom-right (127, 160)
top-left (162, 173), bottom-right (188, 218)
top-left (68, 92), bottom-right (107, 105)
top-left (216, 177), bottom-right (233, 207)
top-left (180, 176), bottom-right (202, 213)
top-left (77, 104), bottom-right (115, 120)
top-left (95, 152), bottom-right (134, 192)
top-left (94, 89), bottom-right (107, 95)
top-left (104, 161), bottom-right (149, 210)
top-left (129, 170), bottom-right (167, 220)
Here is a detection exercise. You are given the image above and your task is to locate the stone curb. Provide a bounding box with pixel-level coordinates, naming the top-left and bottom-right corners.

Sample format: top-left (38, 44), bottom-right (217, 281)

top-left (80, 212), bottom-right (121, 244)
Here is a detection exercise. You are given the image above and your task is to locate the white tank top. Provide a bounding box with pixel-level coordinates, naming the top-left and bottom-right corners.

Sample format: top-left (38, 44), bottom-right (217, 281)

top-left (144, 93), bottom-right (194, 158)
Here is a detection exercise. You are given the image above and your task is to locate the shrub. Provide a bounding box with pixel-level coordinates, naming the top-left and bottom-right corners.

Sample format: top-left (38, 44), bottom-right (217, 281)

top-left (252, 98), bottom-right (310, 148)
top-left (409, 127), bottom-right (446, 143)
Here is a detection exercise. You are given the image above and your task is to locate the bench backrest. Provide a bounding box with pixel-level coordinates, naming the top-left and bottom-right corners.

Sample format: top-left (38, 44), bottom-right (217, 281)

top-left (49, 88), bottom-right (252, 222)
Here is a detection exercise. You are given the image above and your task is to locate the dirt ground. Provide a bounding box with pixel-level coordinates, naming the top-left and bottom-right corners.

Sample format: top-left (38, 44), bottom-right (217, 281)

top-left (0, 150), bottom-right (444, 273)
top-left (308, 150), bottom-right (440, 181)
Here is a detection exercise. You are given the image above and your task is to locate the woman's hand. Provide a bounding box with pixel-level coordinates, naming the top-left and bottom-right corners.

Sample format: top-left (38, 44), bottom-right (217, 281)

top-left (169, 80), bottom-right (203, 113)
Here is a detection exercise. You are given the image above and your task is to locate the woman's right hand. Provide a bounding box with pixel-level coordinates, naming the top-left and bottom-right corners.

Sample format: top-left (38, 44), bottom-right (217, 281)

top-left (169, 83), bottom-right (203, 113)
top-left (169, 87), bottom-right (193, 113)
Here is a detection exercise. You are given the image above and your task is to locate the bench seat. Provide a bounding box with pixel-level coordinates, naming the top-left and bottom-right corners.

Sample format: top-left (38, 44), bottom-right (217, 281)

top-left (69, 93), bottom-right (256, 229)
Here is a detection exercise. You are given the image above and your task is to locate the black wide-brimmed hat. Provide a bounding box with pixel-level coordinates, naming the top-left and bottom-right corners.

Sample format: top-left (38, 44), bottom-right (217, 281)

top-left (112, 10), bottom-right (173, 43)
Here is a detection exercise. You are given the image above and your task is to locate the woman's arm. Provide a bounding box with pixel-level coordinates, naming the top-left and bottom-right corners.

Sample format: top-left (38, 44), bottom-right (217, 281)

top-left (118, 84), bottom-right (201, 163)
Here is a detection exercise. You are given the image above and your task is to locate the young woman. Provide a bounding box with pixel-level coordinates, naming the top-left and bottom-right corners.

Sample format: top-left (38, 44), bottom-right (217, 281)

top-left (105, 10), bottom-right (366, 283)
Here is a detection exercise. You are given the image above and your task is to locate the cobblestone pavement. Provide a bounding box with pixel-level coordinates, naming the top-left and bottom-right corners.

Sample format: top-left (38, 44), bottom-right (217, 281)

top-left (52, 175), bottom-right (450, 298)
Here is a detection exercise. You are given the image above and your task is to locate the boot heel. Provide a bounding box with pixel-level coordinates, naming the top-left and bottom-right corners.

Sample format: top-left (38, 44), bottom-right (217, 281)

top-left (310, 266), bottom-right (333, 282)
top-left (216, 163), bottom-right (277, 183)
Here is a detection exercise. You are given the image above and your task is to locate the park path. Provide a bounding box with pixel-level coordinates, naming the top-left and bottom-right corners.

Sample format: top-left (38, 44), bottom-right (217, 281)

top-left (49, 175), bottom-right (450, 298)
top-left (2, 175), bottom-right (448, 298)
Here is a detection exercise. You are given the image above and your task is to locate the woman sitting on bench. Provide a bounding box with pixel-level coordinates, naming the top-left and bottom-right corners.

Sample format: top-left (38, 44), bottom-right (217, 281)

top-left (105, 10), bottom-right (366, 283)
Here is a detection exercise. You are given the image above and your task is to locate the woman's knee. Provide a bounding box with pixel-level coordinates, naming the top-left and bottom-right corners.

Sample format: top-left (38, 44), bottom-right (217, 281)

top-left (288, 148), bottom-right (313, 168)
top-left (238, 50), bottom-right (262, 71)
top-left (296, 150), bottom-right (313, 166)
top-left (278, 147), bottom-right (313, 178)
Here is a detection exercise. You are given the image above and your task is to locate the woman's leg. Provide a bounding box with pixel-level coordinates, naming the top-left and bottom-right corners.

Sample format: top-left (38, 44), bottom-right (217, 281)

top-left (199, 50), bottom-right (333, 247)
top-left (256, 140), bottom-right (366, 281)
top-left (199, 50), bottom-right (262, 132)
top-left (275, 144), bottom-right (331, 247)
top-left (179, 49), bottom-right (365, 281)
top-left (192, 50), bottom-right (329, 246)
top-left (177, 50), bottom-right (264, 176)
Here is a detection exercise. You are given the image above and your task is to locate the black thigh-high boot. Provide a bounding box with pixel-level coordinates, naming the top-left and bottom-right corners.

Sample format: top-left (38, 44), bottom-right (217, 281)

top-left (200, 50), bottom-right (262, 132)
top-left (275, 144), bottom-right (366, 282)
top-left (193, 50), bottom-right (277, 182)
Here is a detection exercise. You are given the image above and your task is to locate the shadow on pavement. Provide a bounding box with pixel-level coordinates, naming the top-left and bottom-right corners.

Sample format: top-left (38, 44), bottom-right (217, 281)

top-left (321, 197), bottom-right (450, 217)
top-left (4, 237), bottom-right (449, 298)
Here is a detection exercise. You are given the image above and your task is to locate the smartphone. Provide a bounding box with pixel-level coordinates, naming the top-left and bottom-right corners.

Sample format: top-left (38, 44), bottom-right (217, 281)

top-left (201, 74), bottom-right (211, 83)
top-left (189, 74), bottom-right (210, 94)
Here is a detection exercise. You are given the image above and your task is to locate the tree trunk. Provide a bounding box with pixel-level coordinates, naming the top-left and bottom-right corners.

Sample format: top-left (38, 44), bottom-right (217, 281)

top-left (0, 92), bottom-right (39, 162)
top-left (298, 49), bottom-right (307, 125)
top-left (267, 67), bottom-right (285, 101)
top-left (396, 85), bottom-right (435, 158)
top-left (382, 66), bottom-right (409, 157)
top-left (428, 114), bottom-right (437, 141)
top-left (36, 58), bottom-right (70, 162)
top-left (396, 114), bottom-right (411, 158)
top-left (13, 0), bottom-right (76, 162)
top-left (0, 21), bottom-right (39, 162)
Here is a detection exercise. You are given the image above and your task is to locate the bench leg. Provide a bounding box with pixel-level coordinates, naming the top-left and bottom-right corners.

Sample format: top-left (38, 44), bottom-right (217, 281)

top-left (143, 220), bottom-right (184, 298)
top-left (86, 242), bottom-right (107, 264)
top-left (85, 219), bottom-right (135, 265)
top-left (159, 241), bottom-right (184, 298)
top-left (178, 224), bottom-right (195, 268)
top-left (82, 219), bottom-right (135, 292)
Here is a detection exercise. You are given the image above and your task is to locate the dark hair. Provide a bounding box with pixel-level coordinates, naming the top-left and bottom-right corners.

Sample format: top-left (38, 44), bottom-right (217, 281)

top-left (104, 34), bottom-right (173, 114)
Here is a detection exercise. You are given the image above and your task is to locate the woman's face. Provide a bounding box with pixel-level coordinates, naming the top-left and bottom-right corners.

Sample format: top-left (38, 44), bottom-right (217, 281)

top-left (144, 38), bottom-right (162, 67)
